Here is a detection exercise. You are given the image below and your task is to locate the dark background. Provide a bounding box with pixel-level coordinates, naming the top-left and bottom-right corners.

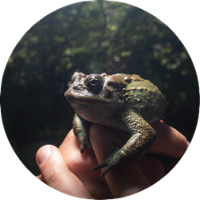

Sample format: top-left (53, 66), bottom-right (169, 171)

top-left (1, 0), bottom-right (199, 175)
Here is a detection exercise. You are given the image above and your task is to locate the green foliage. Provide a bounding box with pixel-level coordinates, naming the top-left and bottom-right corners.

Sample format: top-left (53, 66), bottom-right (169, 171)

top-left (1, 0), bottom-right (199, 175)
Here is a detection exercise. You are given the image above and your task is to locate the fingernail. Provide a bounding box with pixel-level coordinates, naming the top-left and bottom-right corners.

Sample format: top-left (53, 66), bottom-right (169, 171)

top-left (37, 145), bottom-right (52, 165)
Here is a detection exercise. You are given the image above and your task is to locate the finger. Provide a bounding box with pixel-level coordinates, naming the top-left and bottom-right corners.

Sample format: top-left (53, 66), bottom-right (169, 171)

top-left (59, 130), bottom-right (98, 175)
top-left (136, 155), bottom-right (165, 185)
top-left (90, 125), bottom-right (151, 197)
top-left (59, 130), bottom-right (113, 199)
top-left (36, 145), bottom-right (92, 198)
top-left (37, 174), bottom-right (44, 182)
top-left (150, 122), bottom-right (189, 158)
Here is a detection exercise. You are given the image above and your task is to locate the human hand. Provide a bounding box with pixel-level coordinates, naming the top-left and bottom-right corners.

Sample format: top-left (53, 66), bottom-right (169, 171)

top-left (36, 122), bottom-right (189, 198)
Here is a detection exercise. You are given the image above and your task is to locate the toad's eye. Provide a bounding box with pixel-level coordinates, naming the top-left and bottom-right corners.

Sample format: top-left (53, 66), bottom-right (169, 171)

top-left (85, 75), bottom-right (103, 93)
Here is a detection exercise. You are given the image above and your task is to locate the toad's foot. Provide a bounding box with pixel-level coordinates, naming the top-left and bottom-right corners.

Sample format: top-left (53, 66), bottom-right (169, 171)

top-left (92, 149), bottom-right (127, 177)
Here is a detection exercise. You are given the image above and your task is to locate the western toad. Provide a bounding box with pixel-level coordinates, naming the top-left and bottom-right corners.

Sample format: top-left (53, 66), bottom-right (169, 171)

top-left (65, 72), bottom-right (165, 176)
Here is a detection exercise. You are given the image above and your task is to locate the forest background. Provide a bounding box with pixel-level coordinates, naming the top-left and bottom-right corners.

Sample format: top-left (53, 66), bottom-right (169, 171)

top-left (1, 0), bottom-right (199, 175)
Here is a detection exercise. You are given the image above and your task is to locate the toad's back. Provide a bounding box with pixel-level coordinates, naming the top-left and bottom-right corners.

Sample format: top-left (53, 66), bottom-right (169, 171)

top-left (121, 74), bottom-right (165, 124)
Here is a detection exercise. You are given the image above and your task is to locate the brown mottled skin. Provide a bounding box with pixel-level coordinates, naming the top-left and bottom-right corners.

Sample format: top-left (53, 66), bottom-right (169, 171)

top-left (64, 72), bottom-right (166, 176)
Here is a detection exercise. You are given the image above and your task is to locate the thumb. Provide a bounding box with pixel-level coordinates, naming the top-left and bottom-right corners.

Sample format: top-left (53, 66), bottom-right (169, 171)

top-left (36, 145), bottom-right (92, 198)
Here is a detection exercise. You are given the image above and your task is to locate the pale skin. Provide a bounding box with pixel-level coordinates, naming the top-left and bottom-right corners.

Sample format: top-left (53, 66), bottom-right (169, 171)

top-left (36, 122), bottom-right (189, 199)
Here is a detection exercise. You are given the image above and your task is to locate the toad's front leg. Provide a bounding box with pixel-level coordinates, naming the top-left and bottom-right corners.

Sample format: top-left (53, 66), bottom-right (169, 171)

top-left (92, 112), bottom-right (157, 177)
top-left (73, 113), bottom-right (93, 153)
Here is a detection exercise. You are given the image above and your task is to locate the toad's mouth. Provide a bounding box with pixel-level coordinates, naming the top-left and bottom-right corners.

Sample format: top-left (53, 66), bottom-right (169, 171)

top-left (64, 91), bottom-right (109, 105)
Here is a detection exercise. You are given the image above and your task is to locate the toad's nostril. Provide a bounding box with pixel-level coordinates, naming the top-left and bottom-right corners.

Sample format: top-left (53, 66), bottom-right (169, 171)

top-left (72, 84), bottom-right (83, 90)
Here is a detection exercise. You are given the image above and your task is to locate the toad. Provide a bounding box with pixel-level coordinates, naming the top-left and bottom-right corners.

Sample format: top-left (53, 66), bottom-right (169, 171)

top-left (64, 72), bottom-right (165, 176)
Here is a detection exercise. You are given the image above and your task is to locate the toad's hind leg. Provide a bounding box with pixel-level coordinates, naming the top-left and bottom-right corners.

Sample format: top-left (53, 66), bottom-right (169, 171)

top-left (92, 112), bottom-right (156, 177)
